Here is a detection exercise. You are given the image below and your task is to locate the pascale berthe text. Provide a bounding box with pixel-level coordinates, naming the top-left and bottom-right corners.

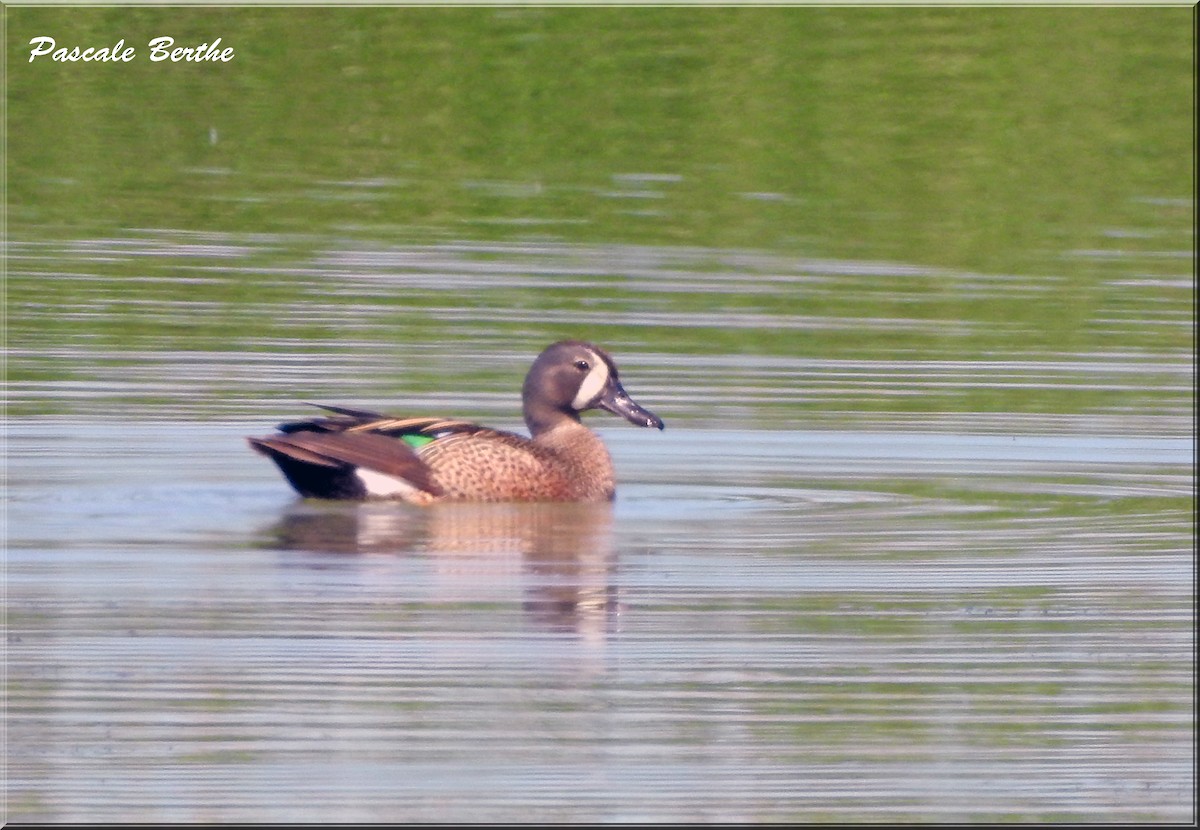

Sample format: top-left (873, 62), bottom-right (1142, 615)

top-left (28, 36), bottom-right (235, 63)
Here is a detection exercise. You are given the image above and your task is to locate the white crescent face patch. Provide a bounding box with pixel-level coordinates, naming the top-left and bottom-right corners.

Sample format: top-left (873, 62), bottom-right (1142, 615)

top-left (571, 352), bottom-right (610, 411)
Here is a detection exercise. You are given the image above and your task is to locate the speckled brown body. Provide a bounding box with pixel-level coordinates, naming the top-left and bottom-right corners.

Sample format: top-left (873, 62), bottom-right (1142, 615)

top-left (421, 422), bottom-right (616, 502)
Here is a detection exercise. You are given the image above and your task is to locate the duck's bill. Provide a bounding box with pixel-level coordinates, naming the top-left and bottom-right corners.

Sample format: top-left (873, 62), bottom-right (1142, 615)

top-left (597, 380), bottom-right (664, 430)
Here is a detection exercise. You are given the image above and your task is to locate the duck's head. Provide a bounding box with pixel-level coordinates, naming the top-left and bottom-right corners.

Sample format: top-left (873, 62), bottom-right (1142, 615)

top-left (522, 340), bottom-right (664, 436)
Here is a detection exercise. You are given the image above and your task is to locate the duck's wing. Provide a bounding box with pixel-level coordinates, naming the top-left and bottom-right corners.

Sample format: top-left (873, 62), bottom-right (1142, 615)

top-left (250, 406), bottom-right (489, 501)
top-left (276, 405), bottom-right (490, 441)
top-left (251, 404), bottom-right (542, 501)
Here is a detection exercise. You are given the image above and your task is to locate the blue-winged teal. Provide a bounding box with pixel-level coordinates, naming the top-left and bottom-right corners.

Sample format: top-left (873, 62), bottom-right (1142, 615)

top-left (248, 340), bottom-right (664, 503)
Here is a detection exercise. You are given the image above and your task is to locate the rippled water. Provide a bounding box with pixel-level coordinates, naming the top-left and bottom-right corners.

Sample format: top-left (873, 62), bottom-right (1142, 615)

top-left (8, 231), bottom-right (1195, 823)
top-left (9, 234), bottom-right (1193, 436)
top-left (8, 302), bottom-right (1195, 822)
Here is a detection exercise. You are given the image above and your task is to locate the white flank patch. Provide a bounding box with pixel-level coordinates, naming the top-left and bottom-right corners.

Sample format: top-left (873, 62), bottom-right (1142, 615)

top-left (355, 468), bottom-right (420, 499)
top-left (571, 353), bottom-right (610, 410)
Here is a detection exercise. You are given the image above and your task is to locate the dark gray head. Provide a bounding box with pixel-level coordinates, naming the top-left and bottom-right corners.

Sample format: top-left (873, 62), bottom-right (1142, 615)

top-left (521, 340), bottom-right (664, 437)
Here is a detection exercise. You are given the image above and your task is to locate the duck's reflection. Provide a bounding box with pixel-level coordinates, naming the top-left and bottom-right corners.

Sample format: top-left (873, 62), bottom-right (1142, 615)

top-left (267, 500), bottom-right (619, 637)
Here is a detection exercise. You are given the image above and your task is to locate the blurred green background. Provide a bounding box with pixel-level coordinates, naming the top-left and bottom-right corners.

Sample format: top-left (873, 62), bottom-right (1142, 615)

top-left (6, 6), bottom-right (1194, 421)
top-left (10, 6), bottom-right (1191, 268)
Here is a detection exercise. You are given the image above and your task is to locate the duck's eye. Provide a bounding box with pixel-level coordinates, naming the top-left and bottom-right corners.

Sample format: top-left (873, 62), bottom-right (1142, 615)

top-left (573, 359), bottom-right (590, 371)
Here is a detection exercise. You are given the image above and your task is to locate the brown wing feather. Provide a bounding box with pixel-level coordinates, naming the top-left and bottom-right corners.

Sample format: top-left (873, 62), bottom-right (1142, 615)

top-left (277, 407), bottom-right (490, 440)
top-left (249, 431), bottom-right (443, 496)
top-left (347, 416), bottom-right (490, 437)
top-left (253, 406), bottom-right (519, 500)
top-left (248, 436), bottom-right (342, 468)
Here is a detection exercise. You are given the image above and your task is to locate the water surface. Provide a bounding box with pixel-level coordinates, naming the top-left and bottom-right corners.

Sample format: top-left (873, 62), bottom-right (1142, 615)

top-left (7, 418), bottom-right (1193, 822)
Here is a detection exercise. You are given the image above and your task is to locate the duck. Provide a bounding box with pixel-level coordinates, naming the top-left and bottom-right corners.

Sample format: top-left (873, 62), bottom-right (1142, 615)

top-left (247, 340), bottom-right (664, 504)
